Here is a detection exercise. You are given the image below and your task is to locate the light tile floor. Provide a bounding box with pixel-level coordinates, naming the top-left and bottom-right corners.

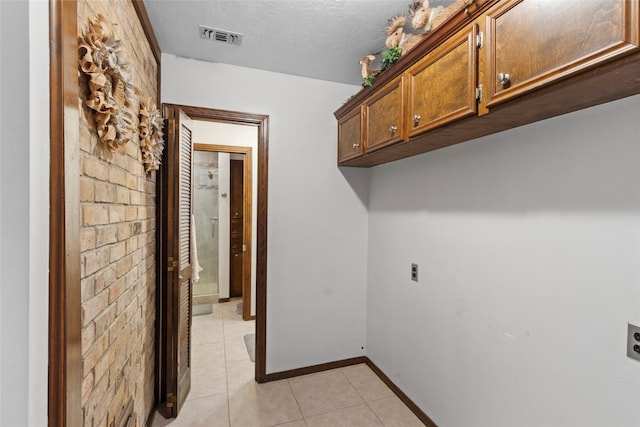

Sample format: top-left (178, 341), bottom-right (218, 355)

top-left (151, 300), bottom-right (424, 427)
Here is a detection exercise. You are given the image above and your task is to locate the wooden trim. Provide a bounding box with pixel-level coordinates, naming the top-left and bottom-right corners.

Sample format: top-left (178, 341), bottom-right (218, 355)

top-left (262, 357), bottom-right (366, 382)
top-left (365, 358), bottom-right (438, 427)
top-left (162, 104), bottom-right (269, 383)
top-left (193, 143), bottom-right (253, 320)
top-left (49, 0), bottom-right (82, 426)
top-left (240, 144), bottom-right (252, 320)
top-left (255, 113), bottom-right (269, 383)
top-left (194, 143), bottom-right (250, 154)
top-left (170, 104), bottom-right (269, 127)
top-left (154, 116), bottom-right (167, 414)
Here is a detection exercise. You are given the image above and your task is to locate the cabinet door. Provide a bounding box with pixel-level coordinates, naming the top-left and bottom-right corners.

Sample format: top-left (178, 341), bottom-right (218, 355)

top-left (337, 106), bottom-right (363, 163)
top-left (486, 0), bottom-right (640, 108)
top-left (364, 76), bottom-right (405, 153)
top-left (406, 24), bottom-right (479, 137)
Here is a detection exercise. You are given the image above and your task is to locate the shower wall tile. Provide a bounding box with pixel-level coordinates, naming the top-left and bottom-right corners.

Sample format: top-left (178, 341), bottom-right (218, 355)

top-left (193, 151), bottom-right (220, 296)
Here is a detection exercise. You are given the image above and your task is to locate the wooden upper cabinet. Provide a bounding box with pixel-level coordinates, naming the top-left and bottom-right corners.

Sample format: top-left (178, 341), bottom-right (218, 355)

top-left (485, 0), bottom-right (640, 107)
top-left (363, 76), bottom-right (405, 153)
top-left (333, 0), bottom-right (640, 167)
top-left (337, 105), bottom-right (363, 164)
top-left (406, 24), bottom-right (479, 137)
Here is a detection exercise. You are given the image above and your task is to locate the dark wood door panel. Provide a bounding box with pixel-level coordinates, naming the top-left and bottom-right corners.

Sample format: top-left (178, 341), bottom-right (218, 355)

top-left (338, 106), bottom-right (363, 163)
top-left (230, 159), bottom-right (244, 298)
top-left (364, 76), bottom-right (405, 152)
top-left (486, 0), bottom-right (640, 107)
top-left (230, 253), bottom-right (243, 298)
top-left (407, 24), bottom-right (478, 137)
top-left (159, 107), bottom-right (193, 418)
top-left (176, 110), bottom-right (193, 413)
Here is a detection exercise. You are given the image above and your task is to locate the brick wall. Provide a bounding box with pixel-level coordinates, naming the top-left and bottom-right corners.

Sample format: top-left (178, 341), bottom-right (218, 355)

top-left (78, 1), bottom-right (158, 425)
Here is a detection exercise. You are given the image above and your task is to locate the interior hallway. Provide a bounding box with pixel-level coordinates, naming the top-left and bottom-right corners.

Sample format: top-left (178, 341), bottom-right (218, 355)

top-left (151, 300), bottom-right (423, 427)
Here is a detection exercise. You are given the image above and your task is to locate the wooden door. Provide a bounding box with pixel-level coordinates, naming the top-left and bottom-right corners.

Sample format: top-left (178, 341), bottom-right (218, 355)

top-left (229, 159), bottom-right (244, 298)
top-left (159, 107), bottom-right (194, 418)
top-left (485, 0), bottom-right (640, 108)
top-left (337, 106), bottom-right (363, 164)
top-left (406, 23), bottom-right (478, 137)
top-left (364, 76), bottom-right (405, 153)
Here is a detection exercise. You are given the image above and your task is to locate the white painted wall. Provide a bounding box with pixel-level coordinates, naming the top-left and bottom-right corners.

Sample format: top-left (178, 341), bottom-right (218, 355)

top-left (0, 1), bottom-right (49, 425)
top-left (193, 121), bottom-right (259, 314)
top-left (27, 2), bottom-right (50, 425)
top-left (162, 55), bottom-right (370, 373)
top-left (366, 94), bottom-right (640, 426)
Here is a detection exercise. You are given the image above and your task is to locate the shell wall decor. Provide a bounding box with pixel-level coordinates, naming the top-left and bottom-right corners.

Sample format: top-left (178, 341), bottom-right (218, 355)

top-left (79, 14), bottom-right (136, 152)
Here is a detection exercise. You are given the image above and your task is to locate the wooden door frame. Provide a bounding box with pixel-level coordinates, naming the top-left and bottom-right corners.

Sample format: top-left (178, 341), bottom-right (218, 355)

top-left (194, 144), bottom-right (254, 321)
top-left (162, 104), bottom-right (269, 382)
top-left (49, 1), bottom-right (82, 425)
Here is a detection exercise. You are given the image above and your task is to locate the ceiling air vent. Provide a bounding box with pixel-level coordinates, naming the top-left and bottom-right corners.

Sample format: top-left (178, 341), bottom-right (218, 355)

top-left (199, 25), bottom-right (243, 46)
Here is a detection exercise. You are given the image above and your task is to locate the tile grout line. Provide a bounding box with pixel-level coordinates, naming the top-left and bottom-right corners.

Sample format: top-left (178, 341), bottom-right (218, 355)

top-left (283, 379), bottom-right (307, 427)
top-left (363, 399), bottom-right (389, 427)
top-left (291, 369), bottom-right (375, 423)
top-left (340, 366), bottom-right (389, 427)
top-left (189, 315), bottom-right (220, 402)
top-left (220, 299), bottom-right (254, 427)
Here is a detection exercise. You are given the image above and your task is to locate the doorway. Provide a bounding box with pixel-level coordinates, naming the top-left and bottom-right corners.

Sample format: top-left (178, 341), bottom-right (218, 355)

top-left (157, 104), bottom-right (269, 418)
top-left (192, 143), bottom-right (253, 320)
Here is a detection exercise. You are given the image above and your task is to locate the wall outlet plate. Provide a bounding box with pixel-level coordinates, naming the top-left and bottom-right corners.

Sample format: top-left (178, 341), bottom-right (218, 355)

top-left (411, 263), bottom-right (418, 282)
top-left (627, 323), bottom-right (640, 361)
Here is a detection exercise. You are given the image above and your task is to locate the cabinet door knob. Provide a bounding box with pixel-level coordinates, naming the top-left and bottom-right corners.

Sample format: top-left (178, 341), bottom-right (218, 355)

top-left (497, 73), bottom-right (511, 86)
top-left (413, 115), bottom-right (421, 127)
top-left (389, 125), bottom-right (398, 135)
top-left (353, 143), bottom-right (360, 149)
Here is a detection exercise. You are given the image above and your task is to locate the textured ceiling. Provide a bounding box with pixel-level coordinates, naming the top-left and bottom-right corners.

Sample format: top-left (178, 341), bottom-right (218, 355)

top-left (143, 0), bottom-right (428, 85)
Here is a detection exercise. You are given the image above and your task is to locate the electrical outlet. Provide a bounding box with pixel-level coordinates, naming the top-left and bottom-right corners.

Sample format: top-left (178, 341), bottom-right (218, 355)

top-left (627, 323), bottom-right (640, 361)
top-left (411, 263), bottom-right (418, 282)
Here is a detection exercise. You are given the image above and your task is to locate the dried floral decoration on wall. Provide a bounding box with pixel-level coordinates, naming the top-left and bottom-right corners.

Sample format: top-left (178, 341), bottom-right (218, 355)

top-left (79, 14), bottom-right (136, 152)
top-left (139, 98), bottom-right (165, 173)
